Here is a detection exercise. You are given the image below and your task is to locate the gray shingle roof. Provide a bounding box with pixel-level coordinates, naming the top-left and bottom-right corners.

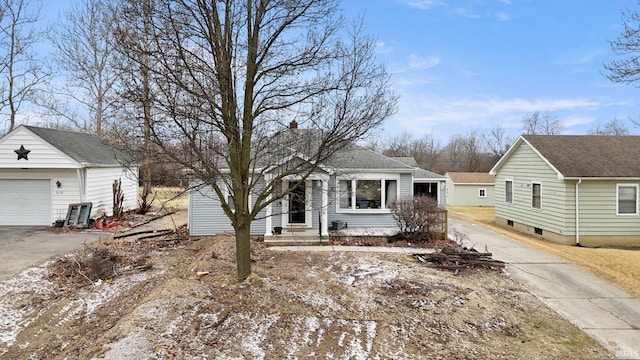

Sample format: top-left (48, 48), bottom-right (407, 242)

top-left (324, 146), bottom-right (414, 170)
top-left (24, 125), bottom-right (133, 166)
top-left (523, 135), bottom-right (640, 178)
top-left (391, 157), bottom-right (420, 167)
top-left (390, 157), bottom-right (443, 179)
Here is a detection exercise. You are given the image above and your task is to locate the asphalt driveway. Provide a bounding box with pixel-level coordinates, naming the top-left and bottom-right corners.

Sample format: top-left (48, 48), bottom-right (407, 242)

top-left (0, 227), bottom-right (107, 281)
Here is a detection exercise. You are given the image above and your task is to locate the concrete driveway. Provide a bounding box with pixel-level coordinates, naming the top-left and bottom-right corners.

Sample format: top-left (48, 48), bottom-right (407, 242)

top-left (0, 227), bottom-right (108, 281)
top-left (448, 217), bottom-right (640, 360)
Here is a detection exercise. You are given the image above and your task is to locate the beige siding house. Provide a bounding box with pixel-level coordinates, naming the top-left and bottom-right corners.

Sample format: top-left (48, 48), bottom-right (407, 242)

top-left (445, 172), bottom-right (495, 206)
top-left (0, 125), bottom-right (138, 226)
top-left (490, 135), bottom-right (640, 247)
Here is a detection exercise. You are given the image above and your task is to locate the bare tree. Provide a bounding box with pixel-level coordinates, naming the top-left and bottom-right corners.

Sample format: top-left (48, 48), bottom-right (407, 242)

top-left (588, 117), bottom-right (630, 135)
top-left (604, 6), bottom-right (640, 86)
top-left (382, 132), bottom-right (441, 171)
top-left (604, 6), bottom-right (640, 127)
top-left (481, 124), bottom-right (514, 162)
top-left (115, 0), bottom-right (396, 281)
top-left (522, 111), bottom-right (564, 135)
top-left (49, 0), bottom-right (120, 134)
top-left (0, 0), bottom-right (49, 133)
top-left (441, 132), bottom-right (484, 172)
top-left (111, 0), bottom-right (162, 213)
top-left (383, 132), bottom-right (412, 157)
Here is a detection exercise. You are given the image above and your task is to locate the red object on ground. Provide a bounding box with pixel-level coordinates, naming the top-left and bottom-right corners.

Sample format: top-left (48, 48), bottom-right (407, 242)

top-left (96, 218), bottom-right (116, 229)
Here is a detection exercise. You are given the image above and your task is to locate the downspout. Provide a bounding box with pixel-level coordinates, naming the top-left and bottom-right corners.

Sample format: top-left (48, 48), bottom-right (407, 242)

top-left (76, 168), bottom-right (85, 203)
top-left (575, 178), bottom-right (582, 246)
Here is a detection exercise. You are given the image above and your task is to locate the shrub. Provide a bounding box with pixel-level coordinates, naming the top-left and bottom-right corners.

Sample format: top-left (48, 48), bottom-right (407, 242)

top-left (390, 196), bottom-right (445, 242)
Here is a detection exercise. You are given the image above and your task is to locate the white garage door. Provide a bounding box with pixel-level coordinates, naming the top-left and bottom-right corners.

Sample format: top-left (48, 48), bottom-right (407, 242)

top-left (0, 179), bottom-right (51, 225)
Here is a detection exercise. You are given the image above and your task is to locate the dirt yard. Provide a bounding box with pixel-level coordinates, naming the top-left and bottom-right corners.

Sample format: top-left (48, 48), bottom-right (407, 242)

top-left (0, 232), bottom-right (609, 358)
top-left (448, 206), bottom-right (640, 299)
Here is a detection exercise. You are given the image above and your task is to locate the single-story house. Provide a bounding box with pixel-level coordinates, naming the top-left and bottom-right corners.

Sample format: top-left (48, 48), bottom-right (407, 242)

top-left (189, 142), bottom-right (446, 238)
top-left (0, 125), bottom-right (138, 226)
top-left (445, 172), bottom-right (495, 206)
top-left (490, 134), bottom-right (640, 247)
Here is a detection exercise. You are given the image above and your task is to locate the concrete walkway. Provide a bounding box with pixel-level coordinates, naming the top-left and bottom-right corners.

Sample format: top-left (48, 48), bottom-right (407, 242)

top-left (271, 217), bottom-right (640, 359)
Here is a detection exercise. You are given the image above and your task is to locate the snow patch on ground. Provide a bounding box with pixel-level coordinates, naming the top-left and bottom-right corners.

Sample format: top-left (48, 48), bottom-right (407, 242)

top-left (0, 265), bottom-right (57, 346)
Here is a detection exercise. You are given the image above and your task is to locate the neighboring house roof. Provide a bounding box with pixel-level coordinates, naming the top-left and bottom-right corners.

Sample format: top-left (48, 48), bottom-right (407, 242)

top-left (446, 172), bottom-right (495, 184)
top-left (491, 135), bottom-right (640, 179)
top-left (23, 125), bottom-right (133, 167)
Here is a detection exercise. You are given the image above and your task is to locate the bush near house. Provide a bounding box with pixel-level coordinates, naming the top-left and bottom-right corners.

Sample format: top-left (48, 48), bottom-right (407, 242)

top-left (391, 196), bottom-right (445, 242)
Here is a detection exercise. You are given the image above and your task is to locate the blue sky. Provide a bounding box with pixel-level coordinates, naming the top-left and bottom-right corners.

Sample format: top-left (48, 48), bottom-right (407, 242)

top-left (38, 0), bottom-right (640, 143)
top-left (342, 0), bottom-right (640, 142)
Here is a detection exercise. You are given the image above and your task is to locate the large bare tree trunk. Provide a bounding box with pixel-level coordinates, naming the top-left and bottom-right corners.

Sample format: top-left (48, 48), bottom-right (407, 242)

top-left (235, 215), bottom-right (252, 281)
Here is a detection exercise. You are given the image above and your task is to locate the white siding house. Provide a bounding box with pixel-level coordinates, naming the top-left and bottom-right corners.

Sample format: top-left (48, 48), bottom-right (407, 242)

top-left (0, 125), bottom-right (138, 226)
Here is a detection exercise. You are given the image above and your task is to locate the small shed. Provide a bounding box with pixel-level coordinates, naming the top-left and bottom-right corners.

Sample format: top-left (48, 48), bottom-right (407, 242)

top-left (0, 125), bottom-right (138, 226)
top-left (445, 172), bottom-right (495, 206)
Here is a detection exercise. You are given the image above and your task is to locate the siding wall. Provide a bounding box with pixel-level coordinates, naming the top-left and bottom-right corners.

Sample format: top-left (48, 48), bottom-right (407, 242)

top-left (189, 178), bottom-right (267, 236)
top-left (578, 180), bottom-right (640, 236)
top-left (85, 167), bottom-right (138, 216)
top-left (0, 127), bottom-right (79, 169)
top-left (445, 178), bottom-right (456, 206)
top-left (447, 183), bottom-right (495, 206)
top-left (494, 143), bottom-right (571, 235)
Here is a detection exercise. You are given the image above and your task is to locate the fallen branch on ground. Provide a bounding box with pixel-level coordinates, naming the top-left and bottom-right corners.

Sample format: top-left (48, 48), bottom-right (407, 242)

top-left (413, 247), bottom-right (505, 272)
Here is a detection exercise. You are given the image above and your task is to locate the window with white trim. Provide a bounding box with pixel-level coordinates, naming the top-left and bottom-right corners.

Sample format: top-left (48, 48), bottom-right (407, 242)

top-left (531, 182), bottom-right (541, 209)
top-left (617, 184), bottom-right (638, 215)
top-left (505, 179), bottom-right (513, 204)
top-left (478, 188), bottom-right (486, 198)
top-left (338, 178), bottom-right (398, 211)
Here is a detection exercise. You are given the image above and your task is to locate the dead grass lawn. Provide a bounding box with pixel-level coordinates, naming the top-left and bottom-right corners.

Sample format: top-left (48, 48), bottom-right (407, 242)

top-left (139, 186), bottom-right (189, 211)
top-left (448, 206), bottom-right (640, 299)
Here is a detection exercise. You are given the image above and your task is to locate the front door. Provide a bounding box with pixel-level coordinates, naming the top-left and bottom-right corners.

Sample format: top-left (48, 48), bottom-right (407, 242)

top-left (289, 183), bottom-right (306, 224)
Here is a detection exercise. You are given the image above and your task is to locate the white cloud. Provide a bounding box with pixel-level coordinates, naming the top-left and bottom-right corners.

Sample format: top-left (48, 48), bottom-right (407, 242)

top-left (454, 7), bottom-right (481, 19)
top-left (553, 50), bottom-right (603, 65)
top-left (386, 95), bottom-right (607, 140)
top-left (407, 54), bottom-right (441, 70)
top-left (561, 115), bottom-right (595, 128)
top-left (495, 11), bottom-right (510, 21)
top-left (374, 41), bottom-right (393, 55)
top-left (402, 0), bottom-right (445, 10)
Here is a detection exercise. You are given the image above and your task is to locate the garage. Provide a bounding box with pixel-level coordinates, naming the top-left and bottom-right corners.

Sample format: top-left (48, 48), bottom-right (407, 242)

top-left (0, 179), bottom-right (51, 225)
top-left (0, 125), bottom-right (140, 226)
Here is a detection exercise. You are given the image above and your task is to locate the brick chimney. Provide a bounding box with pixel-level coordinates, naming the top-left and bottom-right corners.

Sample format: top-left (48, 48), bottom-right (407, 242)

top-left (289, 120), bottom-right (298, 129)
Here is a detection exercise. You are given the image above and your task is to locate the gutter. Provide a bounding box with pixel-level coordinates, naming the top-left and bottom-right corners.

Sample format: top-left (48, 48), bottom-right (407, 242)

top-left (575, 178), bottom-right (582, 246)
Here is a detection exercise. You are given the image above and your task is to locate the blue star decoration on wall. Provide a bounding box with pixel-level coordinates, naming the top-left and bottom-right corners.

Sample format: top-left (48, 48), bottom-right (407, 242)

top-left (14, 145), bottom-right (30, 160)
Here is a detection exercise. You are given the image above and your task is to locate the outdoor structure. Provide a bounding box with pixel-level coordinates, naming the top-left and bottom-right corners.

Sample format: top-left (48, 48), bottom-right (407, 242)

top-left (445, 172), bottom-right (495, 206)
top-left (189, 147), bottom-right (446, 239)
top-left (490, 134), bottom-right (640, 247)
top-left (0, 125), bottom-right (138, 226)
